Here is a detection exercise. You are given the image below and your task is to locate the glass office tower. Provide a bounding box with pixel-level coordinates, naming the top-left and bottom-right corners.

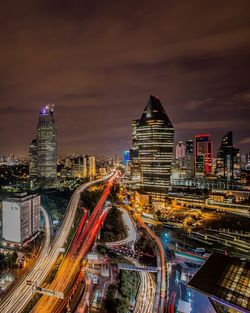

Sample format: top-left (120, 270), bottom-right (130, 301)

top-left (195, 134), bottom-right (213, 176)
top-left (36, 105), bottom-right (57, 187)
top-left (216, 131), bottom-right (240, 181)
top-left (131, 95), bottom-right (174, 202)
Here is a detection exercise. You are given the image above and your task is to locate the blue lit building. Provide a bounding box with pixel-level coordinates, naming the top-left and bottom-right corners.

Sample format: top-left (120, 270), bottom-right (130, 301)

top-left (123, 150), bottom-right (130, 165)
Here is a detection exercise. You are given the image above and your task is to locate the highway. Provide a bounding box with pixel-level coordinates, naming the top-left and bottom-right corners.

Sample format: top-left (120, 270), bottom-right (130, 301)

top-left (0, 206), bottom-right (51, 313)
top-left (106, 206), bottom-right (137, 248)
top-left (32, 174), bottom-right (115, 313)
top-left (134, 266), bottom-right (156, 313)
top-left (0, 173), bottom-right (114, 313)
top-left (134, 214), bottom-right (167, 313)
top-left (75, 274), bottom-right (92, 313)
top-left (124, 255), bottom-right (156, 313)
top-left (105, 206), bottom-right (156, 313)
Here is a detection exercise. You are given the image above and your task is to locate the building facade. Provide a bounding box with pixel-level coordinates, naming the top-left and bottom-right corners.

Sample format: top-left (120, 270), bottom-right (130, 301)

top-left (61, 154), bottom-right (96, 179)
top-left (2, 193), bottom-right (40, 245)
top-left (176, 141), bottom-right (186, 167)
top-left (195, 134), bottom-right (213, 176)
top-left (29, 105), bottom-right (57, 188)
top-left (130, 95), bottom-right (174, 203)
top-left (216, 131), bottom-right (240, 181)
top-left (86, 155), bottom-right (96, 178)
top-left (185, 139), bottom-right (194, 175)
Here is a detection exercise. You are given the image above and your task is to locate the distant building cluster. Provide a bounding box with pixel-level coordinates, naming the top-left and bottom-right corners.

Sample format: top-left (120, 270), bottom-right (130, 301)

top-left (0, 155), bottom-right (26, 166)
top-left (27, 105), bottom-right (116, 188)
top-left (123, 96), bottom-right (250, 210)
top-left (58, 154), bottom-right (96, 178)
top-left (171, 130), bottom-right (249, 186)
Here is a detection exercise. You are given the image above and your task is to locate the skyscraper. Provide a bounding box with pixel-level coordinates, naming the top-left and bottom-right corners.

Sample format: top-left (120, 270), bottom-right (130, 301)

top-left (131, 95), bottom-right (174, 203)
top-left (186, 139), bottom-right (194, 155)
top-left (32, 105), bottom-right (57, 187)
top-left (86, 155), bottom-right (96, 177)
top-left (71, 155), bottom-right (86, 178)
top-left (185, 139), bottom-right (194, 175)
top-left (29, 139), bottom-right (38, 179)
top-left (175, 141), bottom-right (186, 167)
top-left (216, 131), bottom-right (240, 181)
top-left (195, 134), bottom-right (213, 176)
top-left (123, 150), bottom-right (130, 165)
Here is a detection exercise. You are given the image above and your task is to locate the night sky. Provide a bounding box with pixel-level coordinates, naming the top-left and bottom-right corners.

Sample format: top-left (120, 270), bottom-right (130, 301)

top-left (0, 0), bottom-right (250, 157)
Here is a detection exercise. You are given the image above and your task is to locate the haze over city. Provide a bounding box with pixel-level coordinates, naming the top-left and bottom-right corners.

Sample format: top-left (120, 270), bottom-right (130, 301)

top-left (0, 0), bottom-right (250, 156)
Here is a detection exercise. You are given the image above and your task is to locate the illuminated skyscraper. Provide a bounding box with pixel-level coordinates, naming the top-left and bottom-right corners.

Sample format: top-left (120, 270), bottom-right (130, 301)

top-left (186, 139), bottom-right (194, 155)
top-left (185, 139), bottom-right (194, 175)
top-left (216, 131), bottom-right (240, 181)
top-left (36, 105), bottom-right (57, 187)
top-left (195, 134), bottom-right (213, 176)
top-left (131, 95), bottom-right (174, 203)
top-left (176, 141), bottom-right (186, 167)
top-left (86, 155), bottom-right (96, 178)
top-left (123, 150), bottom-right (130, 165)
top-left (71, 155), bottom-right (86, 178)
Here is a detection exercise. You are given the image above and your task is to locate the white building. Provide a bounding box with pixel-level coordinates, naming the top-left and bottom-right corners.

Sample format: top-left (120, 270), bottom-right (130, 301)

top-left (2, 193), bottom-right (40, 244)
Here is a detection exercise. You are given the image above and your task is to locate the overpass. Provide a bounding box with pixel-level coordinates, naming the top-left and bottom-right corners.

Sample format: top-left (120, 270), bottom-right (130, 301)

top-left (117, 263), bottom-right (159, 273)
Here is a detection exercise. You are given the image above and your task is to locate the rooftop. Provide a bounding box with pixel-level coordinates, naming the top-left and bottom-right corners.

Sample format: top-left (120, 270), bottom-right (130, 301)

top-left (138, 95), bottom-right (173, 127)
top-left (188, 252), bottom-right (250, 313)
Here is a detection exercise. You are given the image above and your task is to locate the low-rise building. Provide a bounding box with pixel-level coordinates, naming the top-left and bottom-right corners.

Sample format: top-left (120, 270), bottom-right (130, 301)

top-left (134, 190), bottom-right (150, 207)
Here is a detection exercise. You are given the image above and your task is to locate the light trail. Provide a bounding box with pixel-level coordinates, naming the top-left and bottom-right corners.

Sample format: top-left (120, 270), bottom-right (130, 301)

top-left (0, 206), bottom-right (51, 313)
top-left (0, 173), bottom-right (114, 313)
top-left (134, 214), bottom-right (167, 313)
top-left (32, 175), bottom-right (115, 313)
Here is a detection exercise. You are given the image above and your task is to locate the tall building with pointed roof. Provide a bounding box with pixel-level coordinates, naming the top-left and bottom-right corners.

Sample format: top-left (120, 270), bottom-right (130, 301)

top-left (29, 105), bottom-right (57, 188)
top-left (130, 95), bottom-right (174, 204)
top-left (37, 105), bottom-right (57, 187)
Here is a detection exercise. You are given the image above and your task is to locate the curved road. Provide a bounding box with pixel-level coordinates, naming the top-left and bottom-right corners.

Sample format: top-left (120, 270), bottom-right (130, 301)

top-left (0, 173), bottom-right (114, 313)
top-left (105, 206), bottom-right (155, 313)
top-left (32, 175), bottom-right (115, 313)
top-left (0, 206), bottom-right (51, 313)
top-left (134, 214), bottom-right (167, 313)
top-left (106, 207), bottom-right (137, 248)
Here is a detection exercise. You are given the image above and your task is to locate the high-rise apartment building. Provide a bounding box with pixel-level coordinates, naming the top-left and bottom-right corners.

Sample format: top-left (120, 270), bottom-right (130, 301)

top-left (2, 193), bottom-right (40, 245)
top-left (71, 155), bottom-right (86, 178)
top-left (186, 139), bottom-right (194, 155)
top-left (131, 95), bottom-right (174, 202)
top-left (216, 131), bottom-right (240, 180)
top-left (185, 139), bottom-right (194, 175)
top-left (67, 155), bottom-right (96, 178)
top-left (86, 155), bottom-right (96, 177)
top-left (29, 105), bottom-right (57, 187)
top-left (195, 134), bottom-right (213, 176)
top-left (176, 141), bottom-right (186, 167)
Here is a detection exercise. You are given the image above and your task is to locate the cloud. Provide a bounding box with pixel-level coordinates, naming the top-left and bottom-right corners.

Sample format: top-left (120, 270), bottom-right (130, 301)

top-left (176, 119), bottom-right (250, 130)
top-left (0, 0), bottom-right (250, 155)
top-left (240, 137), bottom-right (250, 144)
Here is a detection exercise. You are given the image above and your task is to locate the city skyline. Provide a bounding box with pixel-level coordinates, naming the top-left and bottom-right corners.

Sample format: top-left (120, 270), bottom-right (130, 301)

top-left (0, 2), bottom-right (250, 313)
top-left (0, 1), bottom-right (250, 156)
